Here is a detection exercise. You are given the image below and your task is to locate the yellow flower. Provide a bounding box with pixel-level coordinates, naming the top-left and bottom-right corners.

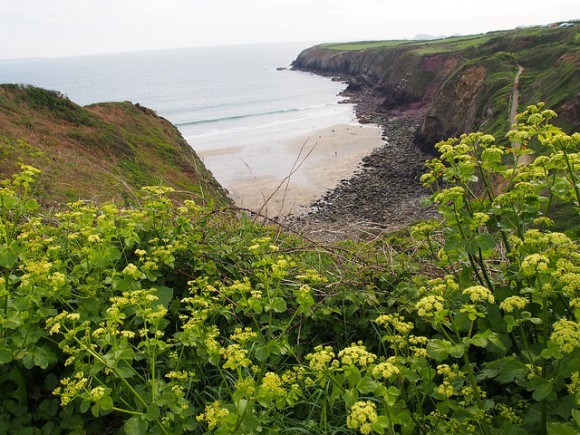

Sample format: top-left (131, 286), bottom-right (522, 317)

top-left (338, 342), bottom-right (377, 367)
top-left (568, 372), bottom-right (580, 394)
top-left (220, 344), bottom-right (251, 370)
top-left (347, 401), bottom-right (379, 435)
top-left (416, 295), bottom-right (445, 318)
top-left (305, 345), bottom-right (335, 372)
top-left (436, 381), bottom-right (454, 398)
top-left (375, 314), bottom-right (414, 334)
top-left (371, 361), bottom-right (400, 379)
top-left (462, 285), bottom-right (495, 304)
top-left (260, 372), bottom-right (286, 396)
top-left (230, 327), bottom-right (257, 344)
top-left (499, 296), bottom-right (528, 312)
top-left (196, 401), bottom-right (229, 430)
top-left (521, 254), bottom-right (550, 276)
top-left (551, 319), bottom-right (580, 353)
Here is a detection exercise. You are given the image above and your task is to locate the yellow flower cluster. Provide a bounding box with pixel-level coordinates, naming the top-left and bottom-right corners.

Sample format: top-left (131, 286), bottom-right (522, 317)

top-left (260, 372), bottom-right (286, 397)
top-left (296, 268), bottom-right (328, 284)
top-left (196, 401), bottom-right (229, 430)
top-left (282, 366), bottom-right (306, 385)
top-left (305, 345), bottom-right (335, 371)
top-left (375, 314), bottom-right (414, 334)
top-left (338, 342), bottom-right (377, 367)
top-left (371, 360), bottom-right (400, 379)
top-left (416, 295), bottom-right (445, 318)
top-left (550, 319), bottom-right (580, 353)
top-left (436, 381), bottom-right (454, 398)
top-left (346, 401), bottom-right (378, 435)
top-left (436, 364), bottom-right (462, 381)
top-left (230, 327), bottom-right (257, 344)
top-left (220, 344), bottom-right (252, 370)
top-left (568, 372), bottom-right (580, 394)
top-left (499, 296), bottom-right (528, 312)
top-left (462, 285), bottom-right (495, 304)
top-left (88, 386), bottom-right (106, 401)
top-left (520, 254), bottom-right (550, 276)
top-left (165, 371), bottom-right (194, 381)
top-left (52, 372), bottom-right (88, 406)
top-left (434, 186), bottom-right (465, 205)
top-left (495, 404), bottom-right (522, 424)
top-left (411, 220), bottom-right (439, 239)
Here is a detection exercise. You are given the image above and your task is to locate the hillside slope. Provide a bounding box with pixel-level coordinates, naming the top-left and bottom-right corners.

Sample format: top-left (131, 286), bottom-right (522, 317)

top-left (0, 85), bottom-right (229, 206)
top-left (292, 25), bottom-right (579, 152)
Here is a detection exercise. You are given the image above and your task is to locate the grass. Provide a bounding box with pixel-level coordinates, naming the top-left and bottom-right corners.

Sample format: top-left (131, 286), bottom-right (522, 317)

top-left (0, 85), bottom-right (230, 207)
top-left (321, 33), bottom-right (492, 53)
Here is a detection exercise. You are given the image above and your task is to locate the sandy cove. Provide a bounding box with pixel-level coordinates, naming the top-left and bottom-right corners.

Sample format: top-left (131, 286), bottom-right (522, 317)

top-left (198, 123), bottom-right (384, 217)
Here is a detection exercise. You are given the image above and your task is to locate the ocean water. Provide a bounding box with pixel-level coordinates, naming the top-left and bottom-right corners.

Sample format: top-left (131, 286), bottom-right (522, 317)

top-left (0, 43), bottom-right (354, 154)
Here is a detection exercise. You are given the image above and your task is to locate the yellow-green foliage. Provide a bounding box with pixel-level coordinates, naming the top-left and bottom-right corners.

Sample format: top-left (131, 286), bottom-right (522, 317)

top-left (0, 106), bottom-right (578, 434)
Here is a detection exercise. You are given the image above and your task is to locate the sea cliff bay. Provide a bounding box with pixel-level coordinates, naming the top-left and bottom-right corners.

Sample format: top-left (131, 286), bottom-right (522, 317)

top-left (0, 20), bottom-right (579, 434)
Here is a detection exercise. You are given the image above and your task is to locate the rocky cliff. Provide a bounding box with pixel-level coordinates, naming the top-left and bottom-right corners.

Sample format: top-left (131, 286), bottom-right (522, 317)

top-left (292, 25), bottom-right (579, 152)
top-left (0, 85), bottom-right (229, 206)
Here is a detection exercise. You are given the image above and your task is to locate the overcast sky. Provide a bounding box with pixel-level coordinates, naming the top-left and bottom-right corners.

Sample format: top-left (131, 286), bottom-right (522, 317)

top-left (0, 0), bottom-right (577, 60)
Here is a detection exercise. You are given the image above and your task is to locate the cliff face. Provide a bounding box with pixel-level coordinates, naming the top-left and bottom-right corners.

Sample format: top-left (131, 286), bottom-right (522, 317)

top-left (0, 85), bottom-right (229, 206)
top-left (293, 26), bottom-right (579, 152)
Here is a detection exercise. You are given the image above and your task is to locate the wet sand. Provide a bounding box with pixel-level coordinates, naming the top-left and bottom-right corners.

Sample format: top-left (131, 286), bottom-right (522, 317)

top-left (197, 123), bottom-right (384, 217)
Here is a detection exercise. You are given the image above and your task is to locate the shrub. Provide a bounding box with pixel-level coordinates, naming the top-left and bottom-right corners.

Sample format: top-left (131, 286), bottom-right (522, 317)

top-left (0, 104), bottom-right (577, 433)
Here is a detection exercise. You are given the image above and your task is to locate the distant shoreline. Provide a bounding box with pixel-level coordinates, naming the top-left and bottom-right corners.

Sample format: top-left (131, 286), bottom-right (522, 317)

top-left (198, 122), bottom-right (384, 217)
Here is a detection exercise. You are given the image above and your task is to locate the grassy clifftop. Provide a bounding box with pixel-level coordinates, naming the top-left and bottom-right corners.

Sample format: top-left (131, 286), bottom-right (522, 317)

top-left (0, 85), bottom-right (229, 206)
top-left (293, 24), bottom-right (579, 152)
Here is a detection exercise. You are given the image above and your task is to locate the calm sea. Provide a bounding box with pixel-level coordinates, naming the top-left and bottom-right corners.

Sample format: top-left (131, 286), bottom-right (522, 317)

top-left (0, 43), bottom-right (354, 155)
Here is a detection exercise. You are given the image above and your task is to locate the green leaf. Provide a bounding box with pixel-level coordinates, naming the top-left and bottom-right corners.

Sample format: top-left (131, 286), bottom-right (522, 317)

top-left (80, 400), bottom-right (90, 414)
top-left (254, 344), bottom-right (270, 362)
top-left (527, 377), bottom-right (553, 401)
top-left (448, 343), bottom-right (466, 358)
top-left (344, 389), bottom-right (358, 408)
top-left (547, 423), bottom-right (579, 435)
top-left (540, 341), bottom-right (563, 360)
top-left (467, 334), bottom-right (488, 347)
top-left (0, 241), bottom-right (24, 268)
top-left (146, 403), bottom-right (160, 421)
top-left (474, 233), bottom-right (497, 251)
top-left (356, 376), bottom-right (378, 394)
top-left (0, 346), bottom-right (13, 363)
top-left (124, 416), bottom-right (148, 435)
top-left (153, 286), bottom-right (173, 308)
top-left (572, 409), bottom-right (580, 427)
top-left (427, 339), bottom-right (451, 361)
top-left (100, 395), bottom-right (114, 411)
top-left (497, 357), bottom-right (528, 383)
top-left (270, 297), bottom-right (287, 313)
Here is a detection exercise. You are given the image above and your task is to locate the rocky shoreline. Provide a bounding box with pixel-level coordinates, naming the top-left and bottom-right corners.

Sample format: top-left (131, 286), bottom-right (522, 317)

top-left (281, 58), bottom-right (444, 239)
top-left (289, 113), bottom-right (439, 240)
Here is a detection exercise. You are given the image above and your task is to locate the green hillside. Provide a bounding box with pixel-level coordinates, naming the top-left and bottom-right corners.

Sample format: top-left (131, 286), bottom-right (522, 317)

top-left (293, 24), bottom-right (579, 152)
top-left (0, 84), bottom-right (229, 206)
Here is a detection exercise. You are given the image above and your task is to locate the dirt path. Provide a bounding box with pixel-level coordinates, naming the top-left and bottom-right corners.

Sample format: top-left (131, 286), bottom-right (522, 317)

top-left (510, 66), bottom-right (532, 165)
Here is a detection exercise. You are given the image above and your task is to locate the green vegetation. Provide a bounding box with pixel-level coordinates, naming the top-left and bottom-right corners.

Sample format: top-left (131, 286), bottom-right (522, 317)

top-left (321, 40), bottom-right (415, 51)
top-left (0, 85), bottom-right (229, 206)
top-left (0, 105), bottom-right (578, 433)
top-left (302, 25), bottom-right (579, 151)
top-left (320, 34), bottom-right (494, 52)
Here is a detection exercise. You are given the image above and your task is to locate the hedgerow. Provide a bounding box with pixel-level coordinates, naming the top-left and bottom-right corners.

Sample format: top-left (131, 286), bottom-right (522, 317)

top-left (0, 104), bottom-right (578, 434)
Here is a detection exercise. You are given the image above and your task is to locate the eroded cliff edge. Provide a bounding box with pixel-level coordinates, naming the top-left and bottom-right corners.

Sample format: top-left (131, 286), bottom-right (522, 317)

top-left (292, 26), bottom-right (579, 153)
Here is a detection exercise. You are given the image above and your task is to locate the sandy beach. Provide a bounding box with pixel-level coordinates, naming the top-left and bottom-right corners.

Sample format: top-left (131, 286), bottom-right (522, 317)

top-left (197, 123), bottom-right (384, 217)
